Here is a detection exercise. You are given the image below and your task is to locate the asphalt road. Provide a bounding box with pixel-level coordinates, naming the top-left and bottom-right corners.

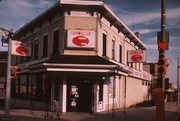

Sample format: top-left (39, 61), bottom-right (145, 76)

top-left (0, 102), bottom-right (179, 121)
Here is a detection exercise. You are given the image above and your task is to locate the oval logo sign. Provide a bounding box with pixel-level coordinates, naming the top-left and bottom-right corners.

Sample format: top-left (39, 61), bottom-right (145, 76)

top-left (16, 46), bottom-right (29, 55)
top-left (131, 54), bottom-right (143, 62)
top-left (72, 36), bottom-right (89, 47)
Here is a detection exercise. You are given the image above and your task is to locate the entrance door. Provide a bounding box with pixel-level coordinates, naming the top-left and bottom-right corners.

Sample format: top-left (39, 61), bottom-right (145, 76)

top-left (67, 78), bottom-right (93, 112)
top-left (78, 80), bottom-right (93, 112)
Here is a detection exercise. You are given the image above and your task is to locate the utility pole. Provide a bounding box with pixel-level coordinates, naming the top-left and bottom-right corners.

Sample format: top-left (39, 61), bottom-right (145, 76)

top-left (154, 0), bottom-right (167, 121)
top-left (177, 57), bottom-right (180, 106)
top-left (0, 26), bottom-right (13, 118)
top-left (5, 38), bottom-right (12, 117)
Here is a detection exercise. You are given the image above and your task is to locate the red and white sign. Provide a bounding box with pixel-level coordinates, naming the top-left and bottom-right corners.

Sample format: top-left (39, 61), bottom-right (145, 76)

top-left (128, 50), bottom-right (146, 63)
top-left (128, 68), bottom-right (152, 81)
top-left (67, 30), bottom-right (95, 48)
top-left (11, 40), bottom-right (32, 56)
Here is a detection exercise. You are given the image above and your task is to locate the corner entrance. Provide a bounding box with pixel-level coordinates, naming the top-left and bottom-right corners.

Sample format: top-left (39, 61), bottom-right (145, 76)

top-left (67, 77), bottom-right (93, 112)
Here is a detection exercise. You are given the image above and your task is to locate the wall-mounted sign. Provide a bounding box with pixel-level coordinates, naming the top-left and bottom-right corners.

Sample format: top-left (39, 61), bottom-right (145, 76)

top-left (128, 68), bottom-right (152, 81)
top-left (67, 30), bottom-right (95, 48)
top-left (128, 50), bottom-right (146, 63)
top-left (11, 40), bottom-right (32, 56)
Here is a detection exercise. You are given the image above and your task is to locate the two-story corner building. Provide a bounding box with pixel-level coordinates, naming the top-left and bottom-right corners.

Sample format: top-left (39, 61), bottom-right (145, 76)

top-left (11, 0), bottom-right (152, 113)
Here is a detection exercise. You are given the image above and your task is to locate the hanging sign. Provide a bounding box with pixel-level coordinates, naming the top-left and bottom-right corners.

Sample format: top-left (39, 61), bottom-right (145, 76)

top-left (128, 50), bottom-right (146, 63)
top-left (11, 40), bottom-right (32, 56)
top-left (67, 30), bottom-right (95, 48)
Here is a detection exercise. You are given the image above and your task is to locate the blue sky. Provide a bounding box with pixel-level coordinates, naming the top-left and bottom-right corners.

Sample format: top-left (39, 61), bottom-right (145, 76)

top-left (0, 0), bottom-right (180, 84)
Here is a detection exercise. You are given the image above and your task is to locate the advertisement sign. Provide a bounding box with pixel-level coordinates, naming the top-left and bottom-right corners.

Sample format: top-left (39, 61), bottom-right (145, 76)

top-left (67, 30), bottom-right (95, 48)
top-left (128, 50), bottom-right (146, 63)
top-left (128, 68), bottom-right (152, 81)
top-left (11, 40), bottom-right (32, 56)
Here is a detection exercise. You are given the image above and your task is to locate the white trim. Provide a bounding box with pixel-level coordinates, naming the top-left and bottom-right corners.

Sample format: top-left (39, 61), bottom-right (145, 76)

top-left (60, 0), bottom-right (104, 6)
top-left (103, 30), bottom-right (107, 35)
top-left (47, 68), bottom-right (115, 73)
top-left (117, 71), bottom-right (128, 76)
top-left (43, 32), bottom-right (48, 37)
top-left (108, 59), bottom-right (131, 72)
top-left (43, 63), bottom-right (117, 68)
top-left (54, 27), bottom-right (59, 32)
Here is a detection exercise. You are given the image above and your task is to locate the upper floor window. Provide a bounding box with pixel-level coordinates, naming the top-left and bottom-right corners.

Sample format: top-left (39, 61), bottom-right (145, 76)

top-left (52, 30), bottom-right (59, 55)
top-left (43, 35), bottom-right (48, 57)
top-left (119, 44), bottom-right (122, 63)
top-left (112, 39), bottom-right (115, 60)
top-left (26, 42), bottom-right (32, 61)
top-left (102, 32), bottom-right (107, 56)
top-left (34, 39), bottom-right (39, 59)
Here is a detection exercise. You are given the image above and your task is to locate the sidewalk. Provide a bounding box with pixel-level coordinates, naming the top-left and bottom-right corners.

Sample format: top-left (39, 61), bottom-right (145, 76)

top-left (0, 102), bottom-right (179, 121)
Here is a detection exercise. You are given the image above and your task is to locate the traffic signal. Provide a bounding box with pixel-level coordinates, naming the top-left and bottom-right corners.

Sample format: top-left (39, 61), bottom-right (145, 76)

top-left (8, 32), bottom-right (14, 39)
top-left (158, 58), bottom-right (168, 77)
top-left (158, 41), bottom-right (166, 50)
top-left (157, 31), bottom-right (169, 50)
top-left (159, 49), bottom-right (165, 58)
top-left (15, 68), bottom-right (21, 79)
top-left (1, 35), bottom-right (9, 43)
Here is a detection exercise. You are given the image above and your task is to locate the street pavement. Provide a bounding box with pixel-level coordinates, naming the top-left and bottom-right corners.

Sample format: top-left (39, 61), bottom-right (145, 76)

top-left (0, 102), bottom-right (179, 121)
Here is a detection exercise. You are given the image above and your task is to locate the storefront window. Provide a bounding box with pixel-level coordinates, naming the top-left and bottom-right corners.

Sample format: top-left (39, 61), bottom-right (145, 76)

top-left (109, 77), bottom-right (116, 98)
top-left (99, 80), bottom-right (104, 102)
top-left (20, 76), bottom-right (27, 97)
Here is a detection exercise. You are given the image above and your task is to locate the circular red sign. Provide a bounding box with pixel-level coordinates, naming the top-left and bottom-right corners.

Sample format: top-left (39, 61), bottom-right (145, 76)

top-left (16, 46), bottom-right (28, 55)
top-left (72, 36), bottom-right (89, 47)
top-left (131, 54), bottom-right (143, 62)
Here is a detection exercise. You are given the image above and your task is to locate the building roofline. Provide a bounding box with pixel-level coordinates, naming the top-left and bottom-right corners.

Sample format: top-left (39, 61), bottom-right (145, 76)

top-left (15, 2), bottom-right (60, 35)
top-left (15, 0), bottom-right (146, 49)
top-left (60, 0), bottom-right (146, 49)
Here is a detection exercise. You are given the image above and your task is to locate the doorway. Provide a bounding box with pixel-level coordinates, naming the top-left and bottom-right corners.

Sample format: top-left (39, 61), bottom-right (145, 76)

top-left (67, 78), bottom-right (93, 112)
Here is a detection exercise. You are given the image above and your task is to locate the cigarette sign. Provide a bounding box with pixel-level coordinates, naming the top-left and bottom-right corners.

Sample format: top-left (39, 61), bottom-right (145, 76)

top-left (11, 40), bottom-right (32, 56)
top-left (128, 50), bottom-right (146, 63)
top-left (67, 30), bottom-right (95, 48)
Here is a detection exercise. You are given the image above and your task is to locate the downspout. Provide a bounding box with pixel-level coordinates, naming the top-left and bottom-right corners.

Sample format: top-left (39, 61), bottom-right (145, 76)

top-left (95, 12), bottom-right (99, 55)
top-left (123, 35), bottom-right (127, 114)
top-left (124, 76), bottom-right (127, 114)
top-left (112, 76), bottom-right (116, 118)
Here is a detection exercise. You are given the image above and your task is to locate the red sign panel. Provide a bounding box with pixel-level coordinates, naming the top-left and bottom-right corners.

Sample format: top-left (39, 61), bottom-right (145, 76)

top-left (72, 36), bottom-right (89, 46)
top-left (11, 40), bottom-right (31, 56)
top-left (67, 30), bottom-right (95, 48)
top-left (128, 50), bottom-right (146, 63)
